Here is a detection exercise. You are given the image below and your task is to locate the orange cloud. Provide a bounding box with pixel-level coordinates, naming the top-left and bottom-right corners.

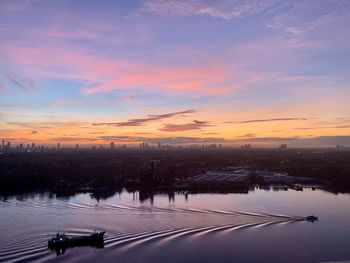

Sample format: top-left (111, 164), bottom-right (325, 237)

top-left (159, 120), bottom-right (211, 132)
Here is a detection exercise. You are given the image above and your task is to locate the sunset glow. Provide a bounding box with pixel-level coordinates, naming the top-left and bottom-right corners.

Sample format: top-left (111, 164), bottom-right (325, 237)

top-left (1, 0), bottom-right (349, 147)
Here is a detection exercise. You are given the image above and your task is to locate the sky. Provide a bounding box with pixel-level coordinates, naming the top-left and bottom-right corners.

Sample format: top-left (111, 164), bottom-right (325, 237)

top-left (0, 0), bottom-right (349, 147)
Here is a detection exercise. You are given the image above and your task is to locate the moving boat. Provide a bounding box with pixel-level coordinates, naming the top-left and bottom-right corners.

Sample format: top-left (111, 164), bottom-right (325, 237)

top-left (48, 231), bottom-right (105, 255)
top-left (305, 215), bottom-right (318, 222)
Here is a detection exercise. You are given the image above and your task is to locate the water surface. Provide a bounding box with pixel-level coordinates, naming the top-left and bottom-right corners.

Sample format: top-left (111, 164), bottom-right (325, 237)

top-left (1, 188), bottom-right (350, 262)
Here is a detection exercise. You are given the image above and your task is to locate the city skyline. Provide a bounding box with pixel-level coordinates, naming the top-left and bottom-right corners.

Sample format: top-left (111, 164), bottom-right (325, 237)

top-left (1, 0), bottom-right (350, 147)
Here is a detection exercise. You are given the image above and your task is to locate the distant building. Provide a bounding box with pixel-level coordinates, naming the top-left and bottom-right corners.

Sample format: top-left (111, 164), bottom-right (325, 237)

top-left (140, 141), bottom-right (149, 149)
top-left (110, 142), bottom-right (115, 149)
top-left (192, 168), bottom-right (296, 187)
top-left (76, 144), bottom-right (79, 149)
top-left (241, 144), bottom-right (251, 149)
top-left (336, 144), bottom-right (344, 150)
top-left (256, 170), bottom-right (295, 184)
top-left (57, 142), bottom-right (60, 149)
top-left (279, 144), bottom-right (288, 149)
top-left (192, 169), bottom-right (251, 187)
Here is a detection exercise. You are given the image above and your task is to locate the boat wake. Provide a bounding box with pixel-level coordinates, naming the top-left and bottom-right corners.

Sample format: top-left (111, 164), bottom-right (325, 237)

top-left (1, 199), bottom-right (302, 220)
top-left (0, 199), bottom-right (305, 263)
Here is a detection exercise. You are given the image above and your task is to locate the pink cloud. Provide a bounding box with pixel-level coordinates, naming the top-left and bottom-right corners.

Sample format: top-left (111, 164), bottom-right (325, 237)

top-left (1, 42), bottom-right (237, 96)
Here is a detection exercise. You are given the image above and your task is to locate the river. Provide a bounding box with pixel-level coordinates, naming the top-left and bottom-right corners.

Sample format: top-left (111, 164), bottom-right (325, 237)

top-left (1, 187), bottom-right (350, 262)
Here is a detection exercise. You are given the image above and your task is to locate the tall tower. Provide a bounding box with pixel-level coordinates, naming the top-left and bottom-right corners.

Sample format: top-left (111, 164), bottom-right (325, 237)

top-left (57, 142), bottom-right (60, 149)
top-left (2, 139), bottom-right (4, 148)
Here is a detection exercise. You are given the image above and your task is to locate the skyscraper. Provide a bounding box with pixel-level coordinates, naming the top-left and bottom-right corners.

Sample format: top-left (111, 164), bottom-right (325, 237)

top-left (57, 142), bottom-right (60, 149)
top-left (110, 142), bottom-right (115, 149)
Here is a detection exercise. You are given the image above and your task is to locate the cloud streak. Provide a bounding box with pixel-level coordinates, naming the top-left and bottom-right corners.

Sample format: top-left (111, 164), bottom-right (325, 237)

top-left (6, 74), bottom-right (35, 92)
top-left (92, 110), bottom-right (196, 127)
top-left (295, 124), bottom-right (350, 130)
top-left (159, 120), bottom-right (211, 132)
top-left (143, 0), bottom-right (278, 20)
top-left (227, 118), bottom-right (307, 124)
top-left (236, 133), bottom-right (256, 138)
top-left (0, 0), bottom-right (40, 12)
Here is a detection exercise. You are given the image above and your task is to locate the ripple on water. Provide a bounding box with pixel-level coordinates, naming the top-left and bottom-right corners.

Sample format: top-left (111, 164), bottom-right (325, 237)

top-left (0, 197), bottom-right (303, 263)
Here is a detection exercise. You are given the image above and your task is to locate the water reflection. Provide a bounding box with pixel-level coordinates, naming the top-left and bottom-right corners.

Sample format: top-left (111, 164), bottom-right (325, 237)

top-left (1, 184), bottom-right (349, 204)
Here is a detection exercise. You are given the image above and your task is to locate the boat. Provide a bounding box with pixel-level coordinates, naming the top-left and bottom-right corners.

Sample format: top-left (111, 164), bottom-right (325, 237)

top-left (305, 215), bottom-right (318, 222)
top-left (48, 231), bottom-right (105, 255)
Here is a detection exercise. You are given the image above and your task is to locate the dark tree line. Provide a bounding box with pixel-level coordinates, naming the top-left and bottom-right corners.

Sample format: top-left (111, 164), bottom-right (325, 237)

top-left (0, 149), bottom-right (349, 194)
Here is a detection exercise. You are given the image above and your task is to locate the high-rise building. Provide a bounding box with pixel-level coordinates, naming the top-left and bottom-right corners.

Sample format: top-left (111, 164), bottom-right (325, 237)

top-left (336, 144), bottom-right (344, 150)
top-left (76, 144), bottom-right (79, 149)
top-left (32, 143), bottom-right (35, 149)
top-left (2, 139), bottom-right (4, 148)
top-left (57, 142), bottom-right (60, 149)
top-left (241, 144), bottom-right (251, 149)
top-left (110, 142), bottom-right (115, 149)
top-left (279, 144), bottom-right (288, 149)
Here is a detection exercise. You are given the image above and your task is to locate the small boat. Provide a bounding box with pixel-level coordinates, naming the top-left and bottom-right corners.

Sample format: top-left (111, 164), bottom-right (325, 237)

top-left (305, 215), bottom-right (318, 222)
top-left (48, 231), bottom-right (105, 255)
